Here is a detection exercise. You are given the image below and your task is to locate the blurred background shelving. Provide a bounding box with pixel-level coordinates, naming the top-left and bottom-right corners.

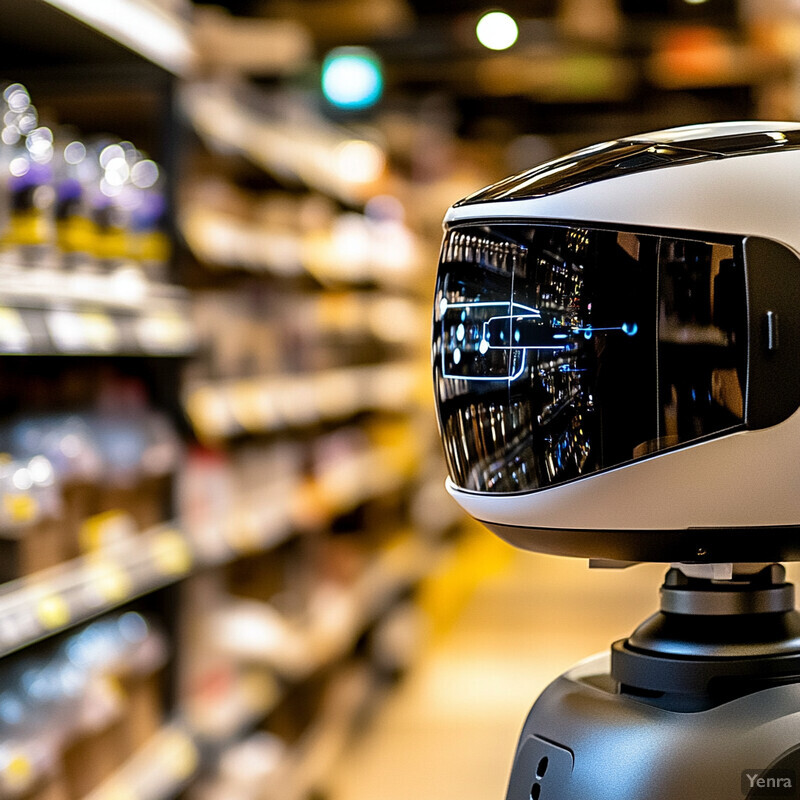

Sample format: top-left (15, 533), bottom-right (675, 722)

top-left (0, 1), bottom-right (796, 799)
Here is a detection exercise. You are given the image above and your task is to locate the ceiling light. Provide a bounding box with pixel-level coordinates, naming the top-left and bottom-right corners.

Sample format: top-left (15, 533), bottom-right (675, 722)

top-left (322, 47), bottom-right (383, 110)
top-left (476, 11), bottom-right (519, 51)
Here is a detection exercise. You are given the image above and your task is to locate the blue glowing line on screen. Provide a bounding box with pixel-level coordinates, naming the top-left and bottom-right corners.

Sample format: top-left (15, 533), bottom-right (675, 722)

top-left (570, 323), bottom-right (638, 337)
top-left (441, 300), bottom-right (541, 316)
top-left (441, 347), bottom-right (528, 382)
top-left (483, 313), bottom-right (569, 351)
top-left (439, 300), bottom-right (634, 383)
top-left (440, 299), bottom-right (530, 381)
top-left (622, 322), bottom-right (638, 336)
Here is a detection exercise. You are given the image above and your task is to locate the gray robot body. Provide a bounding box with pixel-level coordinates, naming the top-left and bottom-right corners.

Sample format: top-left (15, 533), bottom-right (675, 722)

top-left (508, 654), bottom-right (800, 800)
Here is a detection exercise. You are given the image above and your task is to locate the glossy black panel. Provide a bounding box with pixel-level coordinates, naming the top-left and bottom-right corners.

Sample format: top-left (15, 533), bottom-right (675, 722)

top-left (433, 223), bottom-right (747, 494)
top-left (655, 237), bottom-right (746, 455)
top-left (456, 130), bottom-right (800, 205)
top-left (744, 237), bottom-right (800, 429)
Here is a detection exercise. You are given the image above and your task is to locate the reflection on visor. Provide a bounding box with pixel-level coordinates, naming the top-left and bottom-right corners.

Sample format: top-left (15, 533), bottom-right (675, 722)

top-left (441, 299), bottom-right (639, 382)
top-left (432, 223), bottom-right (746, 494)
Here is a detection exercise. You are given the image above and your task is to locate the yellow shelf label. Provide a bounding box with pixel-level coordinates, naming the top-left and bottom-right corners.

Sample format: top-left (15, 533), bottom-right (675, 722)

top-left (138, 312), bottom-right (192, 353)
top-left (151, 529), bottom-right (192, 576)
top-left (36, 593), bottom-right (70, 630)
top-left (80, 311), bottom-right (119, 352)
top-left (160, 729), bottom-right (199, 780)
top-left (3, 492), bottom-right (38, 523)
top-left (93, 562), bottom-right (133, 604)
top-left (80, 510), bottom-right (136, 553)
top-left (0, 306), bottom-right (30, 352)
top-left (2, 752), bottom-right (33, 792)
top-left (229, 383), bottom-right (266, 432)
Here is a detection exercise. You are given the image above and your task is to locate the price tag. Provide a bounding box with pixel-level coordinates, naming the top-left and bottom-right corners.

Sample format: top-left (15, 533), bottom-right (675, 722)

top-left (46, 309), bottom-right (120, 353)
top-left (81, 311), bottom-right (119, 352)
top-left (0, 306), bottom-right (31, 353)
top-left (1, 751), bottom-right (33, 794)
top-left (229, 383), bottom-right (267, 433)
top-left (160, 729), bottom-right (199, 780)
top-left (137, 312), bottom-right (194, 354)
top-left (151, 529), bottom-right (192, 577)
top-left (80, 510), bottom-right (137, 553)
top-left (91, 560), bottom-right (132, 604)
top-left (47, 308), bottom-right (87, 352)
top-left (2, 492), bottom-right (38, 524)
top-left (36, 593), bottom-right (71, 629)
top-left (185, 386), bottom-right (233, 440)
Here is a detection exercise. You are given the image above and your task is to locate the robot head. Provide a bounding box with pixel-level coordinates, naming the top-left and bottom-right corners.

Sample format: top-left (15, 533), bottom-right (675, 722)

top-left (432, 122), bottom-right (800, 564)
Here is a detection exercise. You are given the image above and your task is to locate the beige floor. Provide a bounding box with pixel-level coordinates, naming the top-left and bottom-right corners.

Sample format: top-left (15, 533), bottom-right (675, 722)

top-left (330, 546), bottom-right (670, 800)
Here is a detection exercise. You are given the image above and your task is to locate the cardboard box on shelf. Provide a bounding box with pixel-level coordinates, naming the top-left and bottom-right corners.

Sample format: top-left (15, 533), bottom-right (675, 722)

top-left (119, 670), bottom-right (165, 753)
top-left (61, 715), bottom-right (128, 799)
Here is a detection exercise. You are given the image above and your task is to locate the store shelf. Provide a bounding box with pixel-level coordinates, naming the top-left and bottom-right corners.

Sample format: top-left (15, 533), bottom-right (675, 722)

top-left (305, 435), bottom-right (423, 522)
top-left (184, 361), bottom-right (425, 441)
top-left (188, 433), bottom-right (421, 564)
top-left (195, 663), bottom-right (383, 800)
top-left (187, 668), bottom-right (284, 747)
top-left (81, 722), bottom-right (200, 800)
top-left (39, 0), bottom-right (197, 76)
top-left (0, 270), bottom-right (189, 311)
top-left (0, 611), bottom-right (168, 799)
top-left (181, 201), bottom-right (423, 289)
top-left (0, 433), bottom-right (424, 659)
top-left (263, 665), bottom-right (379, 800)
top-left (0, 524), bottom-right (192, 658)
top-left (0, 272), bottom-right (196, 356)
top-left (181, 81), bottom-right (384, 206)
top-left (209, 531), bottom-right (443, 682)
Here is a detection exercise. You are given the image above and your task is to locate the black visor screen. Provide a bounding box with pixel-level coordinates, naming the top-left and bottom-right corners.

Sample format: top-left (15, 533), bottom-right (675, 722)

top-left (433, 223), bottom-right (747, 493)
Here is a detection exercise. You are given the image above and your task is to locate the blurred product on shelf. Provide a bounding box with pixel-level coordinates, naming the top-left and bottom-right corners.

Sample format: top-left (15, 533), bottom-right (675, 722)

top-left (0, 375), bottom-right (182, 582)
top-left (188, 664), bottom-right (376, 800)
top-left (197, 730), bottom-right (287, 800)
top-left (183, 360), bottom-right (425, 442)
top-left (0, 82), bottom-right (193, 359)
top-left (190, 287), bottom-right (426, 380)
top-left (205, 528), bottom-right (434, 681)
top-left (2, 408), bottom-right (180, 488)
top-left (0, 455), bottom-right (60, 532)
top-left (177, 443), bottom-right (303, 563)
top-left (181, 180), bottom-right (422, 289)
top-left (177, 570), bottom-right (283, 744)
top-left (0, 611), bottom-right (167, 800)
top-left (177, 417), bottom-right (426, 561)
top-left (0, 83), bottom-right (170, 284)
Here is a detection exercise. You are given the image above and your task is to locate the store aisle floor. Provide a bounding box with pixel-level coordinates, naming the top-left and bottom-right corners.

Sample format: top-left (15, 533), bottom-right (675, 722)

top-left (330, 543), bottom-right (669, 800)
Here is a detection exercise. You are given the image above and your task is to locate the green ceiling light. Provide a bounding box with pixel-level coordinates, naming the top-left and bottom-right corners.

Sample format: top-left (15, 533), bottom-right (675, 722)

top-left (476, 10), bottom-right (519, 51)
top-left (321, 47), bottom-right (383, 110)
